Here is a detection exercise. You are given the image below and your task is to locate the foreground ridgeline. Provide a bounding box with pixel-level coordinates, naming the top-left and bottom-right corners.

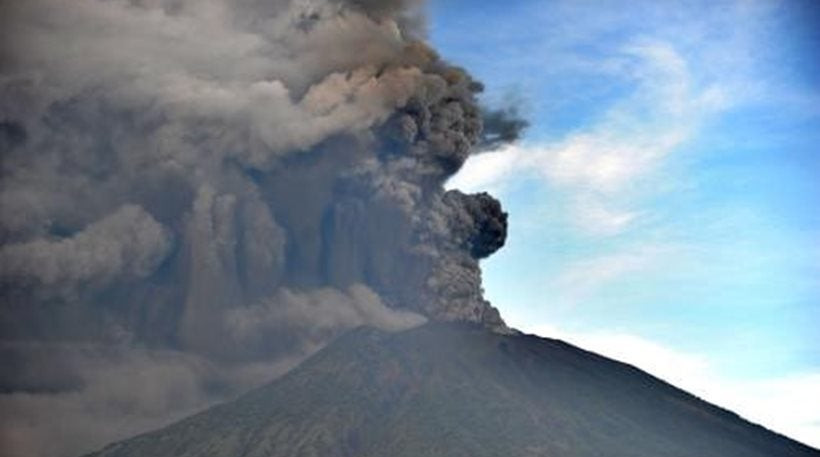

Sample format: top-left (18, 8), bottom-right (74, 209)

top-left (85, 323), bottom-right (819, 457)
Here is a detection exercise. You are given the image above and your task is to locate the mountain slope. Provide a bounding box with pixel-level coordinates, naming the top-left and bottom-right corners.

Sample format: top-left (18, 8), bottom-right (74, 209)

top-left (86, 323), bottom-right (819, 457)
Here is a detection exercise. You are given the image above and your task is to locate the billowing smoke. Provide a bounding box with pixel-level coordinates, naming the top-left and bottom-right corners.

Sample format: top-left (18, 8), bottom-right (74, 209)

top-left (0, 1), bottom-right (521, 456)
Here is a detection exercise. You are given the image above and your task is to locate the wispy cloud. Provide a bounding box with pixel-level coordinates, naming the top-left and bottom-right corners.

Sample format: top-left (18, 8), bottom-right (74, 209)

top-left (449, 40), bottom-right (727, 236)
top-left (549, 243), bottom-right (678, 304)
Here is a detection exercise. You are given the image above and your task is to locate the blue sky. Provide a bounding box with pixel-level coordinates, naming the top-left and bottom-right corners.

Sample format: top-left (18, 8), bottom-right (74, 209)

top-left (431, 0), bottom-right (819, 446)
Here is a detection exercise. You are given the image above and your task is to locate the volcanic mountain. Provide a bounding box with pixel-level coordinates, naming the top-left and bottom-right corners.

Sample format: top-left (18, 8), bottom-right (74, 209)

top-left (85, 323), bottom-right (819, 457)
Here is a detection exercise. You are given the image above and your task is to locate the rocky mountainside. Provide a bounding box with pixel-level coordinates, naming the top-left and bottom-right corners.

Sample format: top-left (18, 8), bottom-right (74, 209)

top-left (85, 323), bottom-right (820, 457)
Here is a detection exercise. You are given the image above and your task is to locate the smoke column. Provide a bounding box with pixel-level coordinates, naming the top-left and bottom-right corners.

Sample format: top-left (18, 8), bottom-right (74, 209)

top-left (0, 1), bottom-right (524, 456)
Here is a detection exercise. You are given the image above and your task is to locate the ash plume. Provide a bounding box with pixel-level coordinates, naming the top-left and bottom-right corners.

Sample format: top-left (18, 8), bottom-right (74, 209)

top-left (480, 106), bottom-right (530, 150)
top-left (0, 1), bottom-right (522, 456)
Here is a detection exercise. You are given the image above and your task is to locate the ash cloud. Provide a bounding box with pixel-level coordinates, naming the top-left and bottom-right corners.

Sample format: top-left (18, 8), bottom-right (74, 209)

top-left (0, 205), bottom-right (172, 297)
top-left (0, 1), bottom-right (523, 456)
top-left (480, 106), bottom-right (530, 150)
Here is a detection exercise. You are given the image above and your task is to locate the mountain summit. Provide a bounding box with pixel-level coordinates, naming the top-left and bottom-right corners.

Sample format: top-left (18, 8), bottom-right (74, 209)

top-left (85, 323), bottom-right (819, 457)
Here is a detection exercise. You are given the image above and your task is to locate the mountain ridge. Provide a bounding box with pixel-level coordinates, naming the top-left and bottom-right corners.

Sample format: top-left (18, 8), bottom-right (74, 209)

top-left (85, 322), bottom-right (820, 457)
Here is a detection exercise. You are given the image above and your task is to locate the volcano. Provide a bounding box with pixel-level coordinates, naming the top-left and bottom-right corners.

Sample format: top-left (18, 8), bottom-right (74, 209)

top-left (83, 323), bottom-right (818, 457)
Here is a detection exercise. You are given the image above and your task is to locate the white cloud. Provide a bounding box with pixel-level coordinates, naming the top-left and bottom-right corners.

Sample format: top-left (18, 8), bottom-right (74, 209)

top-left (518, 322), bottom-right (820, 449)
top-left (570, 195), bottom-right (641, 236)
top-left (449, 40), bottom-right (727, 236)
top-left (549, 244), bottom-right (677, 305)
top-left (446, 144), bottom-right (523, 194)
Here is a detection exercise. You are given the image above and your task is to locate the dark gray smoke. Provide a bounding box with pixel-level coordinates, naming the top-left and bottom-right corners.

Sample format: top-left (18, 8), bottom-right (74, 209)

top-left (0, 1), bottom-right (521, 456)
top-left (480, 106), bottom-right (530, 150)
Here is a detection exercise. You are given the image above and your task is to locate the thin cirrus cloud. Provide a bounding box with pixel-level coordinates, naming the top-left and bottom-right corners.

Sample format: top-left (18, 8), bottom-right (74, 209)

top-left (547, 243), bottom-right (679, 305)
top-left (448, 40), bottom-right (728, 236)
